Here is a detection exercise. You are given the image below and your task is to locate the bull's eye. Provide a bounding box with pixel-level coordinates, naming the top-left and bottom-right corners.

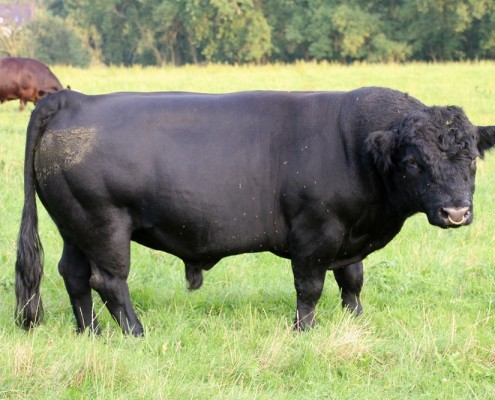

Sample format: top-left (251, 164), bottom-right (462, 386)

top-left (404, 157), bottom-right (419, 171)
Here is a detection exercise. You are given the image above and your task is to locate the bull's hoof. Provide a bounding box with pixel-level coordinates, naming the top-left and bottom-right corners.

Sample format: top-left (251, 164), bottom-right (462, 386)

top-left (293, 314), bottom-right (316, 331)
top-left (343, 301), bottom-right (363, 316)
top-left (341, 294), bottom-right (363, 316)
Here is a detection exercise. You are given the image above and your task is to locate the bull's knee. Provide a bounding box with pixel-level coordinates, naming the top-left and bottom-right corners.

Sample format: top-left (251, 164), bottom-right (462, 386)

top-left (89, 270), bottom-right (128, 302)
top-left (89, 272), bottom-right (106, 292)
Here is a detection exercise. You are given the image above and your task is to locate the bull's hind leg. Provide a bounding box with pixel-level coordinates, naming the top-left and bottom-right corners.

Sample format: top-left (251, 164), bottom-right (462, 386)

top-left (85, 221), bottom-right (143, 336)
top-left (58, 242), bottom-right (101, 334)
top-left (333, 261), bottom-right (363, 315)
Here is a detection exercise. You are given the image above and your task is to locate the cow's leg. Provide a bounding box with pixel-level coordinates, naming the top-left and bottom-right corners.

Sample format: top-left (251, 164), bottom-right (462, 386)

top-left (86, 223), bottom-right (143, 336)
top-left (333, 261), bottom-right (363, 315)
top-left (292, 262), bottom-right (327, 331)
top-left (58, 242), bottom-right (101, 334)
top-left (19, 99), bottom-right (26, 111)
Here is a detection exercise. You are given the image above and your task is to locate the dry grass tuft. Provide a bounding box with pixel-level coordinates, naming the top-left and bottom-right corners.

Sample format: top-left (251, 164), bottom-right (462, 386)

top-left (312, 313), bottom-right (376, 361)
top-left (257, 322), bottom-right (297, 370)
top-left (13, 343), bottom-right (35, 377)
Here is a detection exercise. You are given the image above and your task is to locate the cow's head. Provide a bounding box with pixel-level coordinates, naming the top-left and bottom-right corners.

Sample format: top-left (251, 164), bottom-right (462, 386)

top-left (368, 106), bottom-right (495, 228)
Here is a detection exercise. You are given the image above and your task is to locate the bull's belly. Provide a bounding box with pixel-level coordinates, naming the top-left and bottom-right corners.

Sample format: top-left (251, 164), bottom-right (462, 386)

top-left (131, 223), bottom-right (288, 261)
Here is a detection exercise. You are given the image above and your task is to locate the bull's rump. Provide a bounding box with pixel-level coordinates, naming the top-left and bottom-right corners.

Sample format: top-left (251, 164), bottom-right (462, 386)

top-left (34, 91), bottom-right (343, 258)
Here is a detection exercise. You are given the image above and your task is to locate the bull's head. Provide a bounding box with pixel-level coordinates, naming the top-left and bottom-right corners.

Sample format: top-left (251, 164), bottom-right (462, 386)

top-left (368, 106), bottom-right (495, 228)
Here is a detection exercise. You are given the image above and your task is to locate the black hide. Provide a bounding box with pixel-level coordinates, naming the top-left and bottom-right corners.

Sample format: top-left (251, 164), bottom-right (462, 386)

top-left (15, 87), bottom-right (495, 334)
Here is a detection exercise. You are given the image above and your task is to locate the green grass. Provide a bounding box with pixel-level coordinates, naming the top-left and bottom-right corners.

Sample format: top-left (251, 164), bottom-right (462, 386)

top-left (1, 62), bottom-right (495, 399)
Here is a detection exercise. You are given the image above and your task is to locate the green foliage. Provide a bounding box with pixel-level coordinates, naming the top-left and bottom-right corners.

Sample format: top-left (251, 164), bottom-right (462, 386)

top-left (0, 24), bottom-right (24, 57)
top-left (47, 0), bottom-right (271, 66)
top-left (271, 0), bottom-right (410, 63)
top-left (399, 0), bottom-right (495, 60)
top-left (331, 4), bottom-right (410, 62)
top-left (59, 0), bottom-right (142, 66)
top-left (19, 13), bottom-right (91, 67)
top-left (196, 0), bottom-right (271, 63)
top-left (2, 0), bottom-right (493, 66)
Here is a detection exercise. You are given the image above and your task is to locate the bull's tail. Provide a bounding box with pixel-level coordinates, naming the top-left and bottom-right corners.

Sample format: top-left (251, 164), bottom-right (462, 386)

top-left (15, 95), bottom-right (59, 329)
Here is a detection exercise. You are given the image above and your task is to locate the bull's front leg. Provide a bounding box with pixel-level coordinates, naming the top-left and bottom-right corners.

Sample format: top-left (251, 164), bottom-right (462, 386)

top-left (292, 261), bottom-right (327, 331)
top-left (333, 261), bottom-right (364, 315)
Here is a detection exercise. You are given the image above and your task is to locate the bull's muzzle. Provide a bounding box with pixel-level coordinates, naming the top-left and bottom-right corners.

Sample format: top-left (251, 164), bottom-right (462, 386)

top-left (442, 207), bottom-right (471, 226)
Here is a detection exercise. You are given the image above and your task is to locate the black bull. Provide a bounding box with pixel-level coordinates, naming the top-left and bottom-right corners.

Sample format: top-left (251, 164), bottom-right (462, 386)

top-left (15, 87), bottom-right (495, 335)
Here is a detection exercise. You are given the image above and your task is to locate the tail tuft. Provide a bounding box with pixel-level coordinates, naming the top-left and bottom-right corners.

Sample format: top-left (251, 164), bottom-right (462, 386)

top-left (15, 197), bottom-right (44, 329)
top-left (14, 94), bottom-right (56, 329)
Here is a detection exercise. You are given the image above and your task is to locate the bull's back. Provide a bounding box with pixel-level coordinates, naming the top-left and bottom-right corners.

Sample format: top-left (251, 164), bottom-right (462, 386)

top-left (36, 90), bottom-right (346, 194)
top-left (37, 91), bottom-right (286, 200)
top-left (35, 90), bottom-right (343, 257)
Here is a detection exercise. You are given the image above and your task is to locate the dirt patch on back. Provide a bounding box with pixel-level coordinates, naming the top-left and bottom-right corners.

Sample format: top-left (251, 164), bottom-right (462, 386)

top-left (34, 127), bottom-right (97, 186)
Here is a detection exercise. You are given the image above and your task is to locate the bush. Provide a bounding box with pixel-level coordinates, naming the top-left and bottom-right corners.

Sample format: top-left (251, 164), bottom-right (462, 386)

top-left (21, 14), bottom-right (91, 67)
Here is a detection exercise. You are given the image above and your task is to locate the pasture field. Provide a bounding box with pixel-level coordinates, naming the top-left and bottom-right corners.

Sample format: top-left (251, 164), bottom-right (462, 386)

top-left (1, 62), bottom-right (495, 399)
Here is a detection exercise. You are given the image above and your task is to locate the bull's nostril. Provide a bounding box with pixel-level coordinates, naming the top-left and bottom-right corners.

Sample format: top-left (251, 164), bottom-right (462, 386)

top-left (442, 207), bottom-right (470, 225)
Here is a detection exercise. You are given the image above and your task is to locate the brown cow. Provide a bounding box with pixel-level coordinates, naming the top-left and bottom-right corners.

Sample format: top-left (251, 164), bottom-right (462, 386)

top-left (0, 57), bottom-right (63, 111)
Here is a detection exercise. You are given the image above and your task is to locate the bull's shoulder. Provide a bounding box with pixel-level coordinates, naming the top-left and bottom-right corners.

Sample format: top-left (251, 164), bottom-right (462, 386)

top-left (339, 87), bottom-right (425, 133)
top-left (345, 86), bottom-right (423, 110)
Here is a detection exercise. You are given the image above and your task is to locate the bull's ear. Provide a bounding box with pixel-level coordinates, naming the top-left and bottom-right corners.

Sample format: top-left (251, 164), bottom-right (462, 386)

top-left (478, 126), bottom-right (495, 158)
top-left (367, 130), bottom-right (397, 172)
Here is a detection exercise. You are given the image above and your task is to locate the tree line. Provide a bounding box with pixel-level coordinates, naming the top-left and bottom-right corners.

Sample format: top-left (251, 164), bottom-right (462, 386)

top-left (2, 0), bottom-right (495, 67)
